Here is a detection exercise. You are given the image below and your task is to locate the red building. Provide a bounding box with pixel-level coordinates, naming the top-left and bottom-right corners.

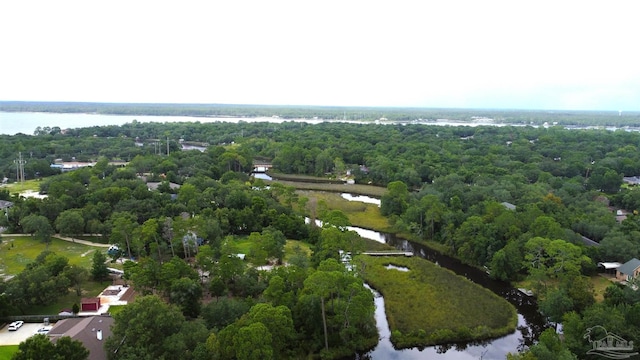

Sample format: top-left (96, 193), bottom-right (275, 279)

top-left (81, 297), bottom-right (101, 312)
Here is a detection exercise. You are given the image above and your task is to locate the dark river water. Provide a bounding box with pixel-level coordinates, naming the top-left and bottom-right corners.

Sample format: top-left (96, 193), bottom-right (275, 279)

top-left (352, 229), bottom-right (547, 360)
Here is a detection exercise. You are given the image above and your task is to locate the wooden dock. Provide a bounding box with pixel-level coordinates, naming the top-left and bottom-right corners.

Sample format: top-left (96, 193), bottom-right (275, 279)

top-left (361, 251), bottom-right (413, 257)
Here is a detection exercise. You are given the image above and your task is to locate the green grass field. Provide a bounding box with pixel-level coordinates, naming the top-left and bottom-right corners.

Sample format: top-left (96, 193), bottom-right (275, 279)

top-left (26, 279), bottom-right (113, 315)
top-left (358, 255), bottom-right (517, 348)
top-left (0, 236), bottom-right (107, 276)
top-left (1, 179), bottom-right (41, 194)
top-left (0, 345), bottom-right (19, 359)
top-left (0, 236), bottom-right (113, 316)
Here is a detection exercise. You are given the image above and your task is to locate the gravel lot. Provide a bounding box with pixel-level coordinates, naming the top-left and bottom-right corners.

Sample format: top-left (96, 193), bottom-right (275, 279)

top-left (0, 323), bottom-right (46, 345)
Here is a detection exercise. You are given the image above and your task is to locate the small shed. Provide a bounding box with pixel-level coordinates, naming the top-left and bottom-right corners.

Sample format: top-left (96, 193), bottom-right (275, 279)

top-left (81, 297), bottom-right (101, 312)
top-left (58, 308), bottom-right (74, 316)
top-left (597, 262), bottom-right (621, 275)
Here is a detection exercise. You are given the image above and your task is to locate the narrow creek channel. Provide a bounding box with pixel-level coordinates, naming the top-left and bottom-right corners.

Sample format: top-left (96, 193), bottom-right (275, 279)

top-left (337, 194), bottom-right (548, 359)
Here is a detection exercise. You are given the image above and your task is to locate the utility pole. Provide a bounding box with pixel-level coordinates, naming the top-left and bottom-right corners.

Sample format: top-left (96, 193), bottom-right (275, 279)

top-left (14, 152), bottom-right (26, 183)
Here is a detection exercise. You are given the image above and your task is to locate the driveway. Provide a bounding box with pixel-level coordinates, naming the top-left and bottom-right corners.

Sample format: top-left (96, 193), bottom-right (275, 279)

top-left (0, 323), bottom-right (46, 345)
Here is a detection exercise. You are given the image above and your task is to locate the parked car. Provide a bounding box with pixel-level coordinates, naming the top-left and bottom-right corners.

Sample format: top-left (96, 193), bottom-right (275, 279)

top-left (36, 326), bottom-right (52, 334)
top-left (8, 321), bottom-right (24, 331)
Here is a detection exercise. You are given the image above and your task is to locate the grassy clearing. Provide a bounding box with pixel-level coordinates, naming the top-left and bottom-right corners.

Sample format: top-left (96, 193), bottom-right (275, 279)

top-left (1, 179), bottom-right (41, 194)
top-left (283, 239), bottom-right (312, 261)
top-left (26, 279), bottom-right (113, 315)
top-left (0, 345), bottom-right (19, 358)
top-left (357, 255), bottom-right (517, 348)
top-left (0, 236), bottom-right (106, 276)
top-left (591, 275), bottom-right (614, 302)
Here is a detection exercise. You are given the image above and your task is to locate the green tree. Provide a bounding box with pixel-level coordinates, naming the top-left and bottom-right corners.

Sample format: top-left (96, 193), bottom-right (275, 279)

top-left (21, 214), bottom-right (54, 244)
top-left (233, 322), bottom-right (273, 360)
top-left (380, 181), bottom-right (409, 216)
top-left (52, 336), bottom-right (91, 360)
top-left (244, 303), bottom-right (295, 358)
top-left (12, 334), bottom-right (89, 360)
top-left (104, 295), bottom-right (191, 360)
top-left (55, 209), bottom-right (85, 237)
top-left (109, 211), bottom-right (138, 259)
top-left (91, 250), bottom-right (109, 281)
top-left (64, 265), bottom-right (89, 296)
top-left (489, 241), bottom-right (523, 281)
top-left (12, 334), bottom-right (55, 360)
top-left (539, 288), bottom-right (574, 327)
top-left (169, 277), bottom-right (203, 318)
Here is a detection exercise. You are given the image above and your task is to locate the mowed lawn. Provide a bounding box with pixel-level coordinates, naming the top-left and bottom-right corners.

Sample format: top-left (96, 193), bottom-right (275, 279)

top-left (0, 236), bottom-right (106, 277)
top-left (0, 345), bottom-right (19, 359)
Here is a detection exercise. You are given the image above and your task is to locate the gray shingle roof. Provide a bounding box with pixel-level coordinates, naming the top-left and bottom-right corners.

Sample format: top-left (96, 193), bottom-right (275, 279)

top-left (49, 316), bottom-right (114, 360)
top-left (618, 258), bottom-right (640, 275)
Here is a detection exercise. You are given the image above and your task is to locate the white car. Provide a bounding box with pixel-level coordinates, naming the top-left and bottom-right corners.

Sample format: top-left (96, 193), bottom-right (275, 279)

top-left (36, 326), bottom-right (52, 334)
top-left (8, 321), bottom-right (24, 331)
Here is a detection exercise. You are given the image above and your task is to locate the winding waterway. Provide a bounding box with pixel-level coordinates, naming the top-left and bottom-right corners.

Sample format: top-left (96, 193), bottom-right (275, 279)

top-left (338, 195), bottom-right (547, 360)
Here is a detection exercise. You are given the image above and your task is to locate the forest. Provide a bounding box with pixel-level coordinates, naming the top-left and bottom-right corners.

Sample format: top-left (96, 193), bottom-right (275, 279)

top-left (2, 117), bottom-right (640, 359)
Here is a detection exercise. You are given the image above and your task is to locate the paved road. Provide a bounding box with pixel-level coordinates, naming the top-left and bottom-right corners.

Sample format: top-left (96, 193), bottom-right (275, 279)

top-left (2, 234), bottom-right (110, 248)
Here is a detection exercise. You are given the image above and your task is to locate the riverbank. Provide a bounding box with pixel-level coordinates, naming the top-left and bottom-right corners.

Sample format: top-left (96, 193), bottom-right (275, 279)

top-left (358, 255), bottom-right (518, 348)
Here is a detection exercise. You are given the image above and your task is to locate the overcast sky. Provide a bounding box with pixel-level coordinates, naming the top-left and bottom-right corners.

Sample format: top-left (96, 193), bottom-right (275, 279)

top-left (1, 1), bottom-right (638, 111)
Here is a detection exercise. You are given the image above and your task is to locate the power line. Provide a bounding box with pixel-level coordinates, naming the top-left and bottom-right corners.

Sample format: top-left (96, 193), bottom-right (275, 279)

top-left (13, 152), bottom-right (26, 183)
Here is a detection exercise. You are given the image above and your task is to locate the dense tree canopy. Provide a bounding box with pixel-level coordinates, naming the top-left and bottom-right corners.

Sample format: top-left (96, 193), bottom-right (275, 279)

top-left (4, 115), bottom-right (640, 359)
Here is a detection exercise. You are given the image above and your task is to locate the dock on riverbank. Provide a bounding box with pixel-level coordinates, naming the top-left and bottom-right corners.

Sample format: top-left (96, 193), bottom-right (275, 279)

top-left (362, 251), bottom-right (413, 257)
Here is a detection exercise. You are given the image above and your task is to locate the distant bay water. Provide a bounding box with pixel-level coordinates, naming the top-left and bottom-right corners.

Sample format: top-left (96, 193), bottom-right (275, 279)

top-left (0, 111), bottom-right (522, 136)
top-left (0, 111), bottom-right (334, 135)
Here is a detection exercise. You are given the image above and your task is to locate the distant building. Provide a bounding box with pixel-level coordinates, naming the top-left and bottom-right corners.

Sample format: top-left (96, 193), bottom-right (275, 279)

top-left (50, 161), bottom-right (96, 172)
top-left (0, 200), bottom-right (13, 210)
top-left (147, 181), bottom-right (181, 191)
top-left (501, 202), bottom-right (516, 211)
top-left (623, 176), bottom-right (640, 186)
top-left (580, 236), bottom-right (600, 247)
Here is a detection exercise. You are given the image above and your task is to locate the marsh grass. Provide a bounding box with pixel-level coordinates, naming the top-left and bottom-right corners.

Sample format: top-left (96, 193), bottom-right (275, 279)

top-left (0, 236), bottom-right (105, 276)
top-left (358, 255), bottom-right (517, 348)
top-left (267, 174), bottom-right (387, 198)
top-left (297, 190), bottom-right (391, 232)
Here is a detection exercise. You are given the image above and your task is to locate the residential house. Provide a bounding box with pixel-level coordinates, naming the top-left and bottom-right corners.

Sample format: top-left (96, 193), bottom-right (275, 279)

top-left (616, 258), bottom-right (640, 282)
top-left (48, 316), bottom-right (114, 360)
